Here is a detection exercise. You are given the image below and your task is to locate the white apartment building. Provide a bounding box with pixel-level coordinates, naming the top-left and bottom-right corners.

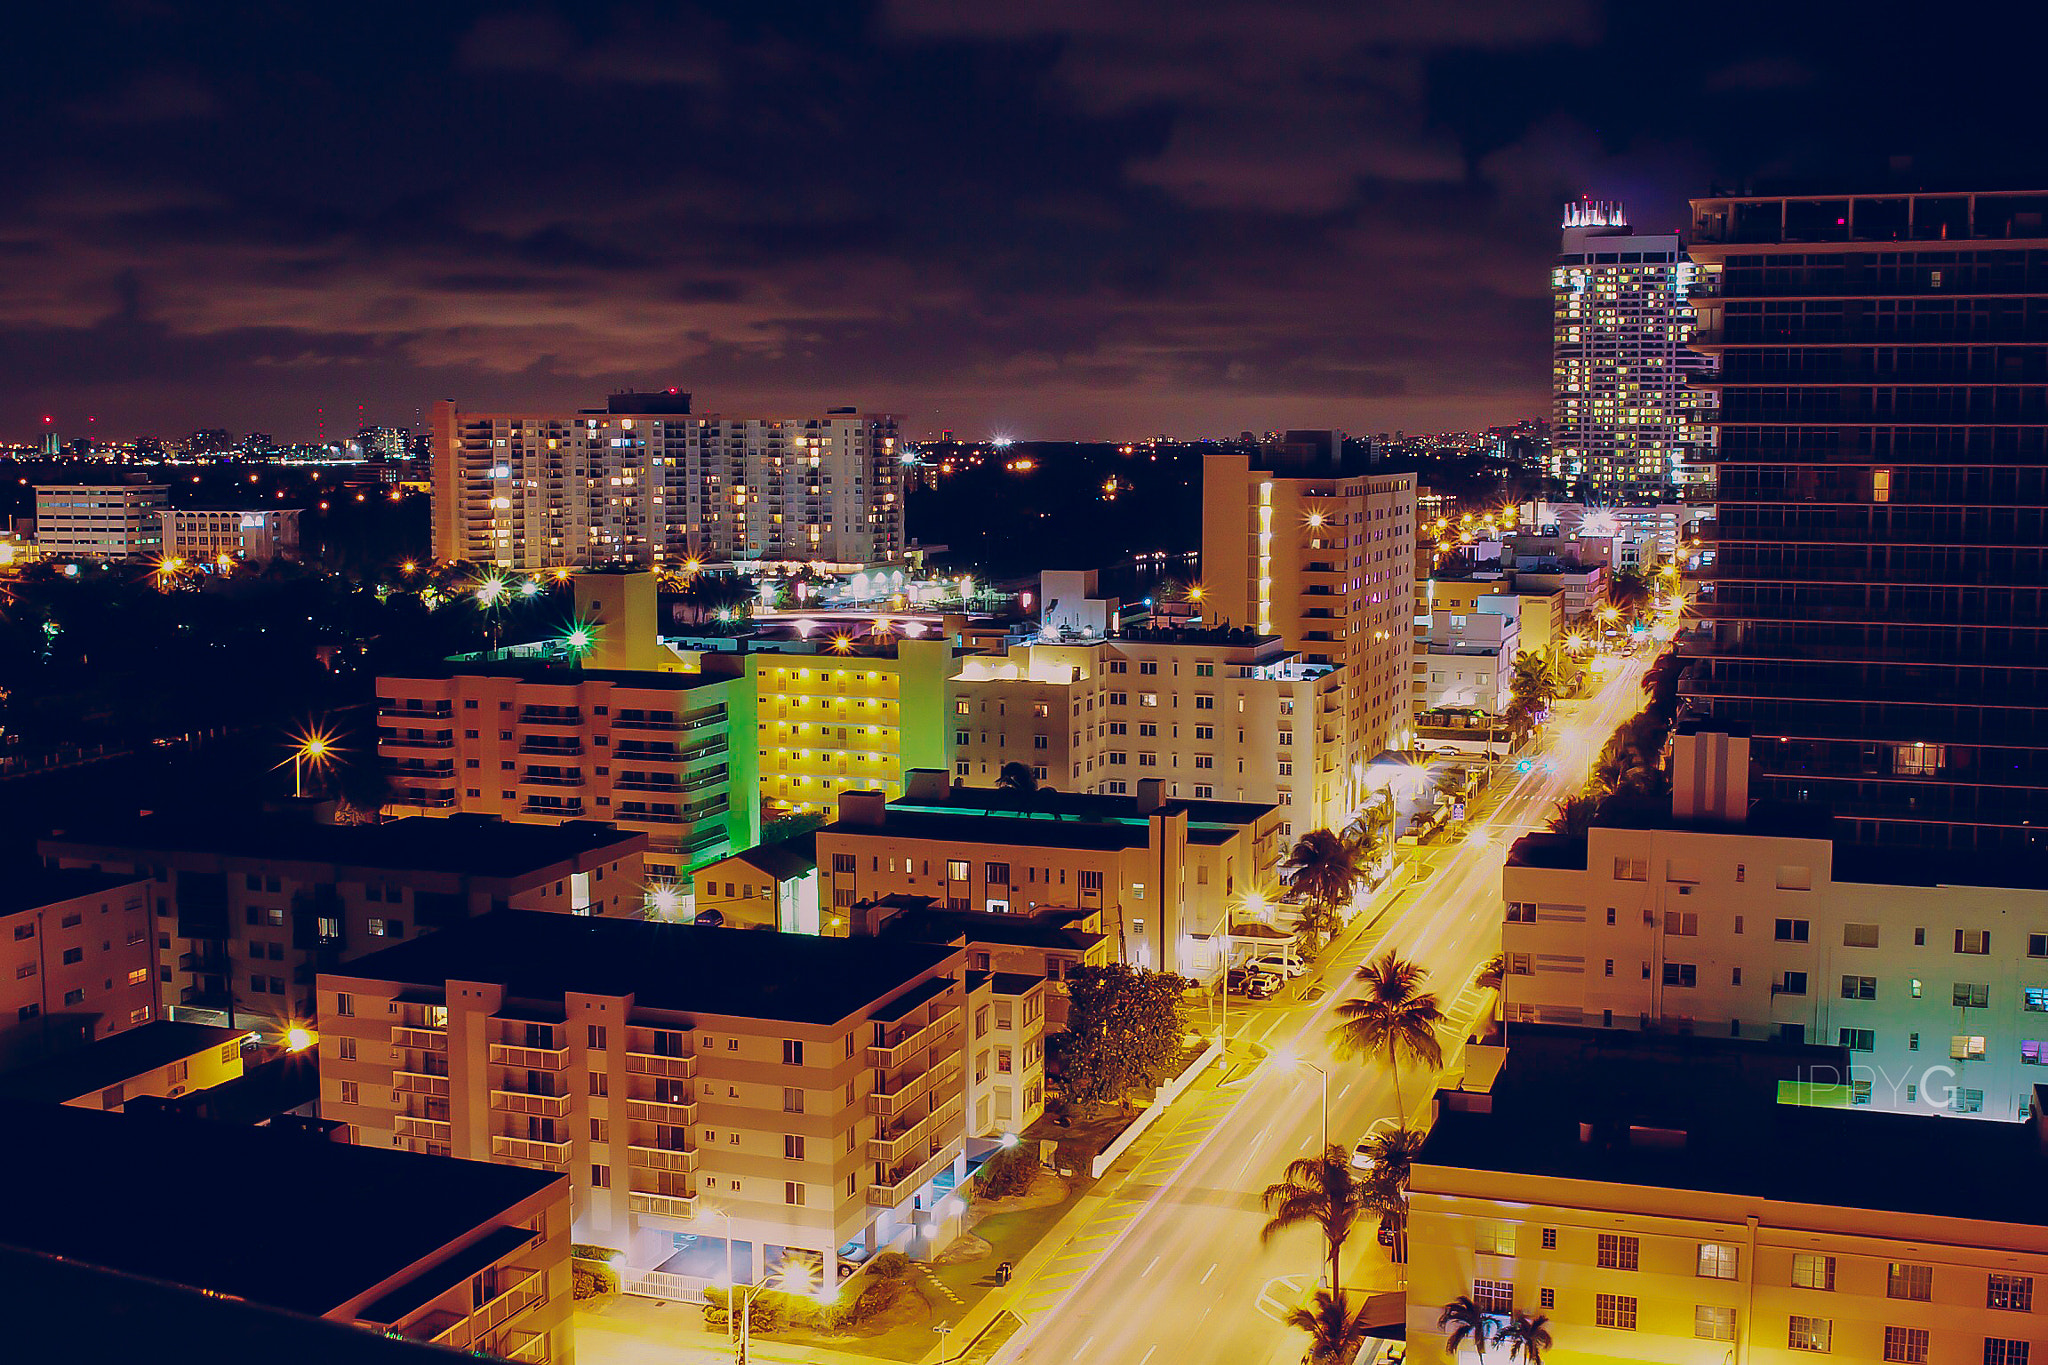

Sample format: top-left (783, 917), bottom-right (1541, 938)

top-left (1519, 501), bottom-right (1713, 564)
top-left (320, 909), bottom-right (1022, 1295)
top-left (1203, 433), bottom-right (1416, 804)
top-left (157, 507), bottom-right (302, 565)
top-left (430, 394), bottom-right (905, 571)
top-left (1416, 600), bottom-right (1520, 715)
top-left (1550, 201), bottom-right (1713, 497)
top-left (34, 481), bottom-right (168, 560)
top-left (949, 623), bottom-right (1350, 836)
top-left (816, 776), bottom-right (1282, 977)
top-left (1502, 728), bottom-right (2048, 1121)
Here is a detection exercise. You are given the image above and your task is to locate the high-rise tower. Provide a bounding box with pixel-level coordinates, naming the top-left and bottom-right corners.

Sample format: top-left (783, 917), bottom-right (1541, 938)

top-left (1551, 200), bottom-right (1712, 498)
top-left (1684, 187), bottom-right (2048, 850)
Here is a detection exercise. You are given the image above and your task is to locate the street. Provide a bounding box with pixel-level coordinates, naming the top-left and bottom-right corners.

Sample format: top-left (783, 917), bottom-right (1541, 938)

top-left (993, 654), bottom-right (1653, 1365)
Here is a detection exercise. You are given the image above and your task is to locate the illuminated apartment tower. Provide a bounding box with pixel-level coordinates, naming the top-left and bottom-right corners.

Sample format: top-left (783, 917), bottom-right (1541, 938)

top-left (1551, 200), bottom-right (1712, 497)
top-left (1684, 188), bottom-right (2048, 849)
top-left (1202, 433), bottom-right (1416, 808)
top-left (431, 392), bottom-right (904, 571)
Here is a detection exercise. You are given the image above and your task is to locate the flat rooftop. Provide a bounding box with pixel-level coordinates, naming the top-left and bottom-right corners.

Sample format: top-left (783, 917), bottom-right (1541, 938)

top-left (1419, 1026), bottom-right (2048, 1229)
top-left (0, 1100), bottom-right (558, 1318)
top-left (0, 1021), bottom-right (248, 1105)
top-left (871, 902), bottom-right (1105, 953)
top-left (828, 788), bottom-right (1276, 852)
top-left (40, 813), bottom-right (643, 879)
top-left (387, 653), bottom-right (739, 692)
top-left (0, 866), bottom-right (147, 918)
top-left (333, 909), bottom-right (958, 1025)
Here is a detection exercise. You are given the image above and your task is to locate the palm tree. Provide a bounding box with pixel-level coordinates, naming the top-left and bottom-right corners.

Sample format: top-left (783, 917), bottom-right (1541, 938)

top-left (1328, 950), bottom-right (1444, 1122)
top-left (1498, 1310), bottom-right (1552, 1363)
top-left (1284, 829), bottom-right (1362, 950)
top-left (1607, 565), bottom-right (1653, 622)
top-left (1509, 652), bottom-right (1559, 709)
top-left (1357, 1127), bottom-right (1425, 1266)
top-left (1547, 793), bottom-right (1599, 838)
top-left (1259, 1144), bottom-right (1370, 1294)
top-left (1283, 1288), bottom-right (1373, 1365)
top-left (1440, 1296), bottom-right (1496, 1361)
top-left (995, 761), bottom-right (1055, 818)
top-left (1501, 697), bottom-right (1538, 748)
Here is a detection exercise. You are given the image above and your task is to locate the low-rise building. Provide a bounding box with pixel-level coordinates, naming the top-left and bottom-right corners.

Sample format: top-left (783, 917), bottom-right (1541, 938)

top-left (690, 835), bottom-right (820, 931)
top-left (0, 868), bottom-right (156, 1062)
top-left (157, 507), bottom-right (302, 565)
top-left (950, 624), bottom-right (1350, 839)
top-left (817, 773), bottom-right (1280, 976)
top-left (1415, 601), bottom-right (1520, 716)
top-left (40, 814), bottom-right (644, 1032)
top-left (966, 971), bottom-right (1048, 1135)
top-left (0, 1019), bottom-right (246, 1110)
top-left (1408, 1027), bottom-right (2048, 1365)
top-left (319, 909), bottom-right (1006, 1293)
top-left (0, 1098), bottom-right (571, 1362)
top-left (1502, 727), bottom-right (2048, 1122)
top-left (33, 479), bottom-right (167, 560)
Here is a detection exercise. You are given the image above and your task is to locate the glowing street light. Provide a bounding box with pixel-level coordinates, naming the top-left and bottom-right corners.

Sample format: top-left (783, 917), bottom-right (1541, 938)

top-left (286, 727), bottom-right (337, 798)
top-left (284, 1026), bottom-right (316, 1052)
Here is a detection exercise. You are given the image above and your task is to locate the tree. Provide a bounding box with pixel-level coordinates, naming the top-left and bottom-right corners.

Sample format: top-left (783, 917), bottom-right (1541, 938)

top-left (1440, 1296), bottom-right (1496, 1361)
top-left (1547, 793), bottom-right (1599, 838)
top-left (1509, 652), bottom-right (1559, 711)
top-left (1501, 697), bottom-right (1539, 748)
top-left (1498, 1310), bottom-right (1553, 1363)
top-left (1282, 1288), bottom-right (1374, 1365)
top-left (1357, 1126), bottom-right (1425, 1265)
top-left (1283, 829), bottom-right (1362, 953)
top-left (1049, 964), bottom-right (1190, 1115)
top-left (994, 760), bottom-right (1056, 818)
top-left (1606, 566), bottom-right (1652, 622)
top-left (1328, 951), bottom-right (1444, 1122)
top-left (1260, 1144), bottom-right (1370, 1294)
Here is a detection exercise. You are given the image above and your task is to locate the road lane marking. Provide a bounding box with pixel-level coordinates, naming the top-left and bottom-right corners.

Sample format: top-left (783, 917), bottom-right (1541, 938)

top-left (1144, 1256), bottom-right (1160, 1277)
top-left (1201, 1262), bottom-right (1218, 1285)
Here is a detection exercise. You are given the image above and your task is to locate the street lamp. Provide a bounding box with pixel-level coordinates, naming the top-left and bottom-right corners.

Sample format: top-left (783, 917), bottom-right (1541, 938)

top-left (1275, 1049), bottom-right (1329, 1149)
top-left (287, 729), bottom-right (336, 799)
top-left (934, 1321), bottom-right (954, 1364)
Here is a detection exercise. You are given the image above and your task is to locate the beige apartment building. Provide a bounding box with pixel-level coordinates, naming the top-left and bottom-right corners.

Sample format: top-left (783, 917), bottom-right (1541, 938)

top-left (950, 627), bottom-right (1350, 837)
top-left (319, 910), bottom-right (1015, 1293)
top-left (1502, 728), bottom-right (2048, 1122)
top-left (816, 774), bottom-right (1282, 976)
top-left (33, 479), bottom-right (167, 560)
top-left (1203, 432), bottom-right (1416, 808)
top-left (1, 868), bottom-right (156, 1064)
top-left (1409, 1028), bottom-right (2048, 1365)
top-left (157, 507), bottom-right (301, 566)
top-left (430, 393), bottom-right (905, 570)
top-left (40, 813), bottom-right (643, 1032)
top-left (1, 1097), bottom-right (572, 1363)
top-left (966, 971), bottom-right (1049, 1135)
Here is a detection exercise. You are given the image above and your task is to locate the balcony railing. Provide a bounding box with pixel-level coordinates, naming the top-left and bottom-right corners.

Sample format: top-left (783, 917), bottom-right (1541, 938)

top-left (627, 1189), bottom-right (698, 1219)
top-left (867, 1057), bottom-right (961, 1118)
top-left (867, 1005), bottom-right (963, 1068)
top-left (394, 1115), bottom-right (452, 1143)
top-left (518, 711), bottom-right (583, 726)
top-left (392, 1026), bottom-right (447, 1051)
top-left (520, 772), bottom-right (585, 787)
top-left (518, 741), bottom-right (584, 756)
top-left (867, 1141), bottom-right (961, 1207)
top-left (490, 1135), bottom-right (572, 1169)
top-left (626, 1096), bottom-right (699, 1126)
top-left (520, 800), bottom-right (585, 817)
top-left (380, 732), bottom-right (457, 750)
top-left (625, 1051), bottom-right (698, 1079)
top-left (627, 1144), bottom-right (700, 1174)
top-left (425, 1267), bottom-right (548, 1350)
top-left (491, 1089), bottom-right (572, 1118)
top-left (395, 1070), bottom-right (451, 1097)
top-left (868, 1093), bottom-right (964, 1164)
top-left (490, 1043), bottom-right (569, 1071)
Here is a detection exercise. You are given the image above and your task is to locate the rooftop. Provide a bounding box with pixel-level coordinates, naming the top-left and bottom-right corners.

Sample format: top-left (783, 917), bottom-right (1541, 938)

top-left (385, 651), bottom-right (738, 692)
top-left (0, 1099), bottom-right (558, 1317)
top-left (41, 813), bottom-right (643, 879)
top-left (825, 802), bottom-right (1259, 851)
top-left (869, 900), bottom-right (1106, 952)
top-left (732, 833), bottom-right (817, 882)
top-left (0, 866), bottom-right (147, 918)
top-left (0, 1021), bottom-right (248, 1106)
top-left (1419, 1026), bottom-right (2048, 1229)
top-left (332, 909), bottom-right (958, 1025)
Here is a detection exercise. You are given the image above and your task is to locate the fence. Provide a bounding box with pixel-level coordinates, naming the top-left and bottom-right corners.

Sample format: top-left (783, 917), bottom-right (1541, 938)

top-left (1089, 1037), bottom-right (1224, 1178)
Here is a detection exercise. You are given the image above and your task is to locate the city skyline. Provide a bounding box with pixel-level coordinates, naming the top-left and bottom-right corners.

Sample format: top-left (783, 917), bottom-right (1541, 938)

top-left (5, 1), bottom-right (2039, 444)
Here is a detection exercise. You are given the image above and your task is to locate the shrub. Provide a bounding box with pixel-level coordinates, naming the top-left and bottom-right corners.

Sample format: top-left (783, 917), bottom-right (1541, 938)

top-left (570, 1243), bottom-right (623, 1263)
top-left (846, 1278), bottom-right (908, 1327)
top-left (572, 1265), bottom-right (619, 1300)
top-left (864, 1250), bottom-right (912, 1281)
top-left (976, 1145), bottom-right (1036, 1199)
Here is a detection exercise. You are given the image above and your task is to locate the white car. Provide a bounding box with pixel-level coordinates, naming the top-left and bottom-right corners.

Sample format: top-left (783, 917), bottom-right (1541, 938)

top-left (1351, 1117), bottom-right (1398, 1170)
top-left (1245, 953), bottom-right (1307, 980)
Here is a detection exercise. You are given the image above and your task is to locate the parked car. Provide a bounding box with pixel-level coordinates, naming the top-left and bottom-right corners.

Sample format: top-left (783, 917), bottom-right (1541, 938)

top-left (1246, 952), bottom-right (1308, 980)
top-left (1226, 967), bottom-right (1281, 999)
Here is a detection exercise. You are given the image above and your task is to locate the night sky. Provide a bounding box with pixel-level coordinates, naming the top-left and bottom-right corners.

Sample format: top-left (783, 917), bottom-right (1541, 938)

top-left (3, 0), bottom-right (2037, 443)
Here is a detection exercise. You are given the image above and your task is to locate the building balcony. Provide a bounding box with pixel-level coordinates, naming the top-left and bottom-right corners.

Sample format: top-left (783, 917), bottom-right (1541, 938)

top-left (423, 1267), bottom-right (548, 1350)
top-left (491, 1088), bottom-right (572, 1119)
top-left (868, 1093), bottom-right (964, 1164)
top-left (395, 1070), bottom-right (451, 1097)
top-left (867, 1141), bottom-right (961, 1208)
top-left (520, 773), bottom-right (585, 787)
top-left (392, 1026), bottom-right (448, 1051)
top-left (490, 1135), bottom-right (572, 1169)
top-left (627, 1189), bottom-right (699, 1220)
top-left (380, 732), bottom-right (457, 750)
top-left (520, 800), bottom-right (585, 817)
top-left (490, 1043), bottom-right (569, 1070)
top-left (517, 711), bottom-right (583, 726)
top-left (180, 984), bottom-right (233, 1010)
top-left (626, 1096), bottom-right (699, 1125)
top-left (613, 716), bottom-right (683, 731)
top-left (499, 1330), bottom-right (550, 1364)
top-left (380, 704), bottom-right (453, 720)
top-left (178, 950), bottom-right (229, 974)
top-left (398, 790), bottom-right (460, 808)
top-left (518, 741), bottom-right (584, 757)
top-left (867, 1057), bottom-right (961, 1119)
top-left (613, 779), bottom-right (683, 793)
top-left (867, 1006), bottom-right (962, 1068)
top-left (394, 1115), bottom-right (452, 1143)
top-left (627, 1144), bottom-right (700, 1175)
top-left (625, 1050), bottom-right (698, 1080)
